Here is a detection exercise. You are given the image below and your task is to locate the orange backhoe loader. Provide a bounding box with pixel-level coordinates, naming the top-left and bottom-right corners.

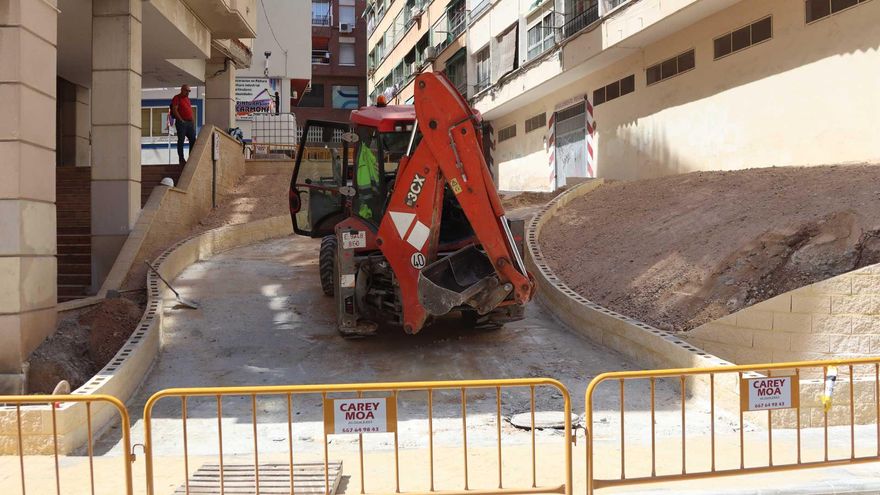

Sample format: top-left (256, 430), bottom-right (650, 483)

top-left (289, 73), bottom-right (535, 336)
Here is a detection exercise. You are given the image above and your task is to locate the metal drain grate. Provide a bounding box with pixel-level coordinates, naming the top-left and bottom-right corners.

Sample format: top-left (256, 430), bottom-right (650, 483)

top-left (174, 461), bottom-right (343, 494)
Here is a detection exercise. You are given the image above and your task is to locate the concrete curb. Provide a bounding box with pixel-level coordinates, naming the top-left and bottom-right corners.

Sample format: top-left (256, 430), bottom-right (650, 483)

top-left (0, 215), bottom-right (293, 454)
top-left (524, 180), bottom-right (740, 406)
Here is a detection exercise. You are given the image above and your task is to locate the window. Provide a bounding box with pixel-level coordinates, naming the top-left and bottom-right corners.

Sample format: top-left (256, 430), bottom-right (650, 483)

top-left (141, 107), bottom-right (172, 138)
top-left (312, 37), bottom-right (331, 64)
top-left (340, 41), bottom-right (356, 66)
top-left (312, 0), bottom-right (331, 25)
top-left (300, 84), bottom-right (325, 107)
top-left (498, 124), bottom-right (516, 142)
top-left (525, 113), bottom-right (546, 133)
top-left (332, 85), bottom-right (360, 109)
top-left (646, 49), bottom-right (695, 86)
top-left (806, 0), bottom-right (868, 23)
top-left (592, 74), bottom-right (634, 106)
top-left (527, 12), bottom-right (555, 60)
top-left (444, 50), bottom-right (467, 95)
top-left (447, 0), bottom-right (467, 39)
top-left (474, 46), bottom-right (490, 92)
top-left (494, 25), bottom-right (519, 79)
top-left (340, 5), bottom-right (356, 28)
top-left (713, 16), bottom-right (772, 60)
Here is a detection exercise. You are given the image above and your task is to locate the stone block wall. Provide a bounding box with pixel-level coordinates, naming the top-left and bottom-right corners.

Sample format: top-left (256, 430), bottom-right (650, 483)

top-left (99, 126), bottom-right (247, 293)
top-left (684, 265), bottom-right (880, 369)
top-left (683, 262), bottom-right (880, 426)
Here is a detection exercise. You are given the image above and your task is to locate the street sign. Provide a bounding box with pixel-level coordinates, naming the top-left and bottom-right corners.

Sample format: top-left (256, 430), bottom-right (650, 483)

top-left (323, 397), bottom-right (397, 435)
top-left (740, 375), bottom-right (799, 412)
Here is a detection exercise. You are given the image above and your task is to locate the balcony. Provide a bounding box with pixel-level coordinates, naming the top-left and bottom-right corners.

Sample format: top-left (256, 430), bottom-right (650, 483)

top-left (183, 0), bottom-right (257, 38)
top-left (474, 77), bottom-right (490, 94)
top-left (312, 14), bottom-right (332, 26)
top-left (469, 0), bottom-right (492, 24)
top-left (561, 2), bottom-right (599, 39)
top-left (431, 7), bottom-right (468, 53)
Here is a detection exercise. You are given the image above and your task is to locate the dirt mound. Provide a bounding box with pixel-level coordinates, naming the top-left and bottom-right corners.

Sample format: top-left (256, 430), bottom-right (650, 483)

top-left (540, 165), bottom-right (880, 332)
top-left (502, 189), bottom-right (564, 210)
top-left (28, 298), bottom-right (144, 393)
top-left (81, 298), bottom-right (144, 365)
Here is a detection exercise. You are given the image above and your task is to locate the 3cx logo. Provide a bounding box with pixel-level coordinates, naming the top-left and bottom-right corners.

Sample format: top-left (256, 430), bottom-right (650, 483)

top-left (404, 174), bottom-right (426, 207)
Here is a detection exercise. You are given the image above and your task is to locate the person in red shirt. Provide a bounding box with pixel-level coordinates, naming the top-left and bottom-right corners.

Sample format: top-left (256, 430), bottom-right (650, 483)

top-left (171, 85), bottom-right (197, 165)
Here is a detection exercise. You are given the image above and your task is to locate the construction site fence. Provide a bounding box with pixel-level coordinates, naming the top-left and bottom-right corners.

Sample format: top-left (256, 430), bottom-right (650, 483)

top-left (585, 356), bottom-right (880, 494)
top-left (6, 358), bottom-right (880, 495)
top-left (142, 378), bottom-right (573, 495)
top-left (0, 394), bottom-right (133, 495)
top-left (245, 142), bottom-right (356, 162)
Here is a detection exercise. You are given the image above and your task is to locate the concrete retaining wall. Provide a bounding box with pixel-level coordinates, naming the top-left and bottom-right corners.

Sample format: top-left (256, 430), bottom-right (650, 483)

top-left (0, 215), bottom-right (293, 454)
top-left (526, 180), bottom-right (740, 411)
top-left (530, 180), bottom-right (880, 428)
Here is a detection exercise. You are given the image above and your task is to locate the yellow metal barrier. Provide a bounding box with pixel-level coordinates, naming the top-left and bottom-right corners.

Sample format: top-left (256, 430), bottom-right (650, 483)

top-left (585, 356), bottom-right (880, 494)
top-left (143, 378), bottom-right (573, 495)
top-left (0, 394), bottom-right (133, 495)
top-left (247, 143), bottom-right (356, 161)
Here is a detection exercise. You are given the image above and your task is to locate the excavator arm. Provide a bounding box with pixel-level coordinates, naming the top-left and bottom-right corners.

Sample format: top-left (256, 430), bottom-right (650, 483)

top-left (375, 73), bottom-right (534, 334)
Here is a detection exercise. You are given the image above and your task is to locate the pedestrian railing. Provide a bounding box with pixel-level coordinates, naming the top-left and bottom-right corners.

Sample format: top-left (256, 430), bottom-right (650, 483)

top-left (142, 378), bottom-right (574, 495)
top-left (0, 394), bottom-right (133, 495)
top-left (4, 357), bottom-right (880, 495)
top-left (584, 356), bottom-right (880, 493)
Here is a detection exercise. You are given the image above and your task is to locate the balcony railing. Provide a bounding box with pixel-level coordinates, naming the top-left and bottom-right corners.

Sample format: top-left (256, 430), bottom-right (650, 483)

top-left (432, 8), bottom-right (468, 53)
top-left (469, 0), bottom-right (492, 23)
top-left (312, 14), bottom-right (331, 26)
top-left (562, 2), bottom-right (599, 39)
top-left (474, 77), bottom-right (490, 93)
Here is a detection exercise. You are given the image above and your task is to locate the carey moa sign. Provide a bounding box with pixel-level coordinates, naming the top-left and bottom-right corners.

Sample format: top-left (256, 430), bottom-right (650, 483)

top-left (740, 375), bottom-right (800, 412)
top-left (324, 397), bottom-right (398, 435)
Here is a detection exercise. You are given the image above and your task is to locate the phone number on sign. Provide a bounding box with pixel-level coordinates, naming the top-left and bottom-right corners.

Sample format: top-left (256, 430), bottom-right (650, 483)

top-left (341, 426), bottom-right (383, 434)
top-left (754, 401), bottom-right (788, 409)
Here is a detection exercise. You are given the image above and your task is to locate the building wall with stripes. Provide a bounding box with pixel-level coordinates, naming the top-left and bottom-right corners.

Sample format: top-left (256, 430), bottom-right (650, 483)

top-left (490, 0), bottom-right (880, 190)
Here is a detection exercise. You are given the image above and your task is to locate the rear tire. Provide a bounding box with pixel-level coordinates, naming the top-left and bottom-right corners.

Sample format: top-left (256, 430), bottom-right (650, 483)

top-left (319, 235), bottom-right (337, 297)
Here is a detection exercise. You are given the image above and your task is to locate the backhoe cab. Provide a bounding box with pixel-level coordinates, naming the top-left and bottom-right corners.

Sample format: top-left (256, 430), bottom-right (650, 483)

top-left (290, 73), bottom-right (534, 336)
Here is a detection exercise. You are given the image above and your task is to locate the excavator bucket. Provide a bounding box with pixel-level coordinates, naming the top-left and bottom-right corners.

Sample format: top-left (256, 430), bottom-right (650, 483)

top-left (418, 245), bottom-right (513, 316)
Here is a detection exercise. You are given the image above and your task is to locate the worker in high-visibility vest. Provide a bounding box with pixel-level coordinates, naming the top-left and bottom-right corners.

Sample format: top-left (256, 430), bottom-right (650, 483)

top-left (355, 135), bottom-right (381, 220)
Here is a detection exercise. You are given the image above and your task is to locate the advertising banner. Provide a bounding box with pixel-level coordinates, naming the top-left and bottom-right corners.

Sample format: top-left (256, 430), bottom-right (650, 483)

top-left (236, 78), bottom-right (279, 119)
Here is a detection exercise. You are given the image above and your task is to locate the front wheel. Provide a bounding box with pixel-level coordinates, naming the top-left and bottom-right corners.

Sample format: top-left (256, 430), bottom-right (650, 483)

top-left (319, 235), bottom-right (337, 296)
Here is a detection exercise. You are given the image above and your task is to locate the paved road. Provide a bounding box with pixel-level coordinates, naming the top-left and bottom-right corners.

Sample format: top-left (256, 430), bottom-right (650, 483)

top-left (96, 235), bottom-right (741, 456)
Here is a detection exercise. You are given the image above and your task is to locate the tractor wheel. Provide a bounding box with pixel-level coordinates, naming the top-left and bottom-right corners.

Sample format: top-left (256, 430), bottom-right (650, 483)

top-left (319, 235), bottom-right (337, 297)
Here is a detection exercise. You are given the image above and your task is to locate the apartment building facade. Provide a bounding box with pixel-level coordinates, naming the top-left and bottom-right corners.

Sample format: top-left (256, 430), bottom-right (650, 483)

top-left (365, 0), bottom-right (471, 104)
top-left (467, 0), bottom-right (880, 191)
top-left (292, 0), bottom-right (369, 124)
top-left (1, 0), bottom-right (273, 391)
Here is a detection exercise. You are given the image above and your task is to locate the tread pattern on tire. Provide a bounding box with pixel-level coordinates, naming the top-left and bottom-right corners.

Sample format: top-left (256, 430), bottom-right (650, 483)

top-left (319, 235), bottom-right (336, 297)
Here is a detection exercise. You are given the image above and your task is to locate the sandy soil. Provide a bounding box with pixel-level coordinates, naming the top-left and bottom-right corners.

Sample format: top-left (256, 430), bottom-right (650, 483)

top-left (190, 173), bottom-right (291, 235)
top-left (28, 297), bottom-right (144, 393)
top-left (540, 165), bottom-right (880, 332)
top-left (501, 189), bottom-right (564, 210)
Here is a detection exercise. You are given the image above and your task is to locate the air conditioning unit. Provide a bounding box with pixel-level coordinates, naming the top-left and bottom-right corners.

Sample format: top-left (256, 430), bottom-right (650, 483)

top-left (424, 46), bottom-right (437, 62)
top-left (340, 22), bottom-right (354, 32)
top-left (409, 62), bottom-right (418, 74)
top-left (410, 6), bottom-right (423, 19)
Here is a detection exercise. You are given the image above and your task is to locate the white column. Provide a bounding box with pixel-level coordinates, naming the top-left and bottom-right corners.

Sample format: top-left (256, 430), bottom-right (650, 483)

top-left (0, 0), bottom-right (59, 392)
top-left (205, 58), bottom-right (237, 130)
top-left (90, 0), bottom-right (142, 290)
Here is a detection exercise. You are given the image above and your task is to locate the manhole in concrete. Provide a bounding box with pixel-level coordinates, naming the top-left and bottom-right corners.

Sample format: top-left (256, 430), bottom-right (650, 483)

top-left (508, 411), bottom-right (579, 430)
